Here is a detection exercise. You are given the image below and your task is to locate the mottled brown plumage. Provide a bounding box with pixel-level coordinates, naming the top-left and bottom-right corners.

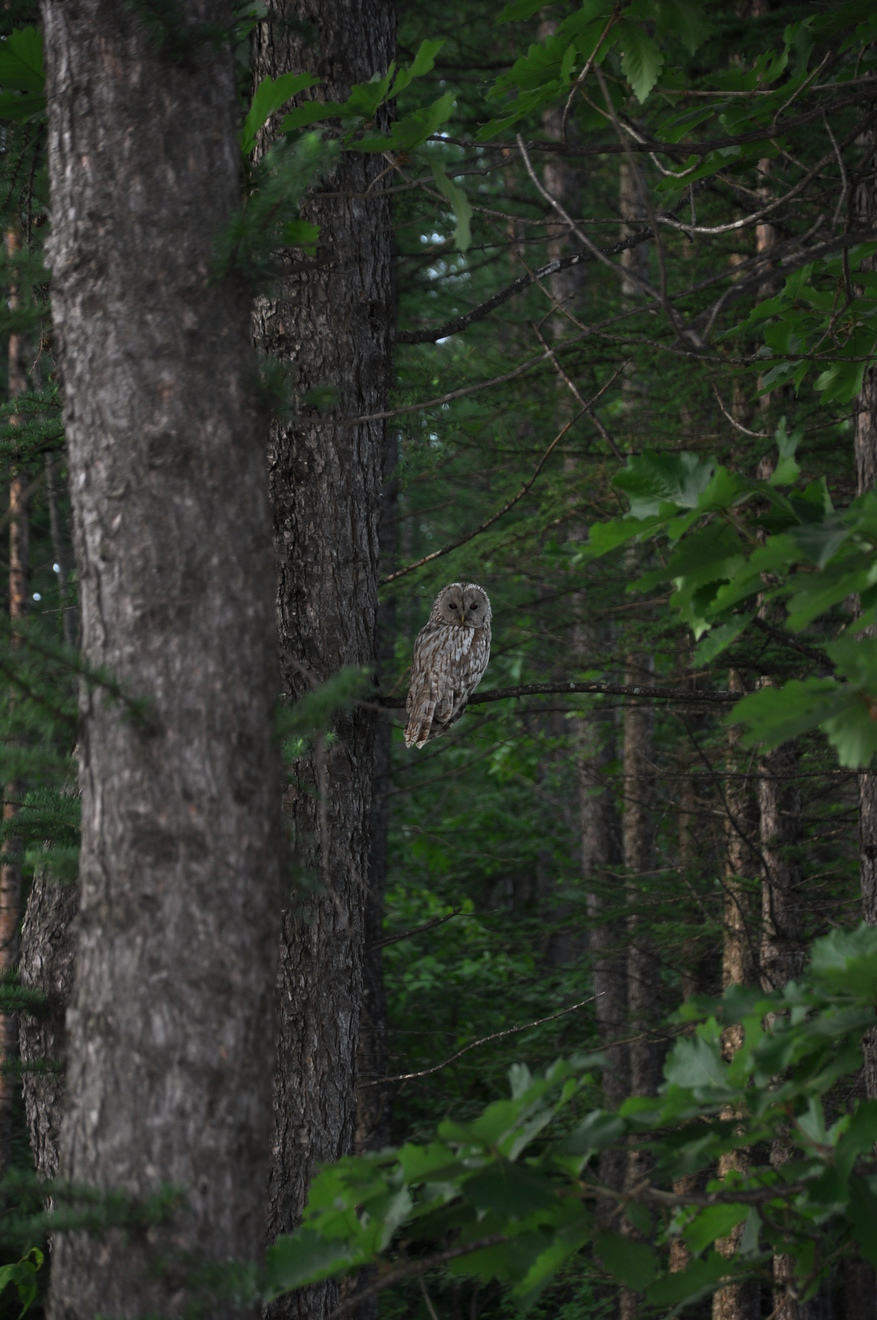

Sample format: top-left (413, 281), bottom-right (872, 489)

top-left (404, 583), bottom-right (492, 748)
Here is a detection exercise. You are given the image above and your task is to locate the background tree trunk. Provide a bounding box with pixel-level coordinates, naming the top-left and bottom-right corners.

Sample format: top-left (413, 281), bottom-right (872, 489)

top-left (40, 4), bottom-right (283, 1315)
top-left (0, 223), bottom-right (29, 1176)
top-left (251, 5), bottom-right (395, 1318)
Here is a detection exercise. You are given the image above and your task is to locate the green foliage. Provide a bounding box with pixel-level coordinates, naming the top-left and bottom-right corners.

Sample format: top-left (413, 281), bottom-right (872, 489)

top-left (0, 27), bottom-right (43, 122)
top-left (266, 926), bottom-right (877, 1311)
top-left (581, 440), bottom-right (877, 764)
top-left (0, 1249), bottom-right (42, 1319)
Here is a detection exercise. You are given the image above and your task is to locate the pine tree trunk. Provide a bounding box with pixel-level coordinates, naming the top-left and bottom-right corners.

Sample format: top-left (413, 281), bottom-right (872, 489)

top-left (855, 134), bottom-right (877, 1113)
top-left (40, 5), bottom-right (283, 1316)
top-left (580, 681), bottom-right (627, 1199)
top-left (0, 223), bottom-right (30, 1176)
top-left (713, 673), bottom-right (760, 1320)
top-left (19, 858), bottom-right (78, 1185)
top-left (251, 6), bottom-right (395, 1319)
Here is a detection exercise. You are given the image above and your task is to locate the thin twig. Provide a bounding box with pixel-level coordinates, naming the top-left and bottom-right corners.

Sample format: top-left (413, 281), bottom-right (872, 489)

top-left (560, 8), bottom-right (620, 141)
top-left (323, 1237), bottom-right (509, 1320)
top-left (370, 995), bottom-right (597, 1086)
top-left (373, 908), bottom-right (462, 951)
top-left (532, 323), bottom-right (627, 461)
top-left (711, 380), bottom-right (770, 438)
top-left (379, 681), bottom-right (740, 709)
top-left (381, 410), bottom-right (583, 585)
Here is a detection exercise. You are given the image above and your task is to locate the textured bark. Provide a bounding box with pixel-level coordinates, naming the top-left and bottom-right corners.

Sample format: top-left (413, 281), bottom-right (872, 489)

top-left (19, 862), bottom-right (78, 1184)
top-left (623, 655), bottom-right (659, 1105)
top-left (45, 453), bottom-right (78, 650)
top-left (713, 673), bottom-right (760, 1320)
top-left (0, 224), bottom-right (30, 1176)
top-left (251, 7), bottom-right (395, 1319)
top-left (855, 135), bottom-right (877, 1126)
top-left (758, 713), bottom-right (804, 994)
top-left (40, 5), bottom-right (284, 1316)
top-left (580, 682), bottom-right (627, 1201)
top-left (355, 425), bottom-right (398, 1161)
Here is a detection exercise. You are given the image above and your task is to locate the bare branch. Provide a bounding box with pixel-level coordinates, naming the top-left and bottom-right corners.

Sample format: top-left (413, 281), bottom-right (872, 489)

top-left (379, 681), bottom-right (740, 709)
top-left (370, 995), bottom-right (597, 1086)
top-left (381, 409), bottom-right (583, 584)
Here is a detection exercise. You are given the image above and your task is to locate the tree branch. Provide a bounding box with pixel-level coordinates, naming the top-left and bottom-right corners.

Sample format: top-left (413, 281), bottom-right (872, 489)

top-left (381, 409), bottom-right (584, 584)
top-left (368, 995), bottom-right (597, 1086)
top-left (378, 681), bottom-right (739, 708)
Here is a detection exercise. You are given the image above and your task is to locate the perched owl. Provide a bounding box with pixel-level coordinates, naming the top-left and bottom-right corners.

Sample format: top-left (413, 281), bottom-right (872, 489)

top-left (404, 582), bottom-right (492, 749)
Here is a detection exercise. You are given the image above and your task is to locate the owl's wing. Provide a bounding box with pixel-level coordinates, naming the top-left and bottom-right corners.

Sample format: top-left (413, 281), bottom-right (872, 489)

top-left (405, 623), bottom-right (491, 748)
top-left (404, 625), bottom-right (444, 748)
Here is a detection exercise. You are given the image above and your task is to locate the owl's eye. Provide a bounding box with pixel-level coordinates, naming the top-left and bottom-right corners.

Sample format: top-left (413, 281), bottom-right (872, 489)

top-left (470, 602), bottom-right (479, 610)
top-left (448, 601), bottom-right (457, 609)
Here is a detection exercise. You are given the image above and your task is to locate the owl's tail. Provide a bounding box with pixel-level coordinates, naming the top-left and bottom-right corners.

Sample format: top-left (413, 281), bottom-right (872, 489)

top-left (404, 707), bottom-right (435, 749)
top-left (404, 680), bottom-right (437, 749)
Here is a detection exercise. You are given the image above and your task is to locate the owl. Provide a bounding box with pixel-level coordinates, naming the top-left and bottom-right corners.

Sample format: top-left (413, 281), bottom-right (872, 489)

top-left (404, 582), bottom-right (492, 749)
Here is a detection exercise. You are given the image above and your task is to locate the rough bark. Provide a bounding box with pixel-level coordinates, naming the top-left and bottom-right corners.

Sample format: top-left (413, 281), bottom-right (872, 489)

top-left (45, 452), bottom-right (78, 650)
top-left (19, 860), bottom-right (78, 1186)
top-left (40, 5), bottom-right (283, 1315)
top-left (580, 682), bottom-right (627, 1200)
top-left (855, 135), bottom-right (877, 1119)
top-left (355, 425), bottom-right (398, 1161)
top-left (0, 223), bottom-right (30, 1176)
top-left (713, 673), bottom-right (760, 1320)
top-left (251, 6), bottom-right (395, 1319)
top-left (853, 133), bottom-right (877, 1319)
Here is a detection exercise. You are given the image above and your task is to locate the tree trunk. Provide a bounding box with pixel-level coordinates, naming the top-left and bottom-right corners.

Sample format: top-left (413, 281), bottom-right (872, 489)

top-left (713, 673), bottom-right (760, 1320)
top-left (19, 857), bottom-right (78, 1185)
top-left (251, 6), bottom-right (395, 1319)
top-left (355, 425), bottom-right (398, 1162)
top-left (0, 223), bottom-right (29, 1177)
top-left (40, 5), bottom-right (283, 1316)
top-left (580, 680), bottom-right (627, 1200)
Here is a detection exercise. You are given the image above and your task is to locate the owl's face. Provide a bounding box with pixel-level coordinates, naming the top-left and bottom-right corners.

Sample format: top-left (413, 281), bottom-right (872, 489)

top-left (432, 582), bottom-right (491, 629)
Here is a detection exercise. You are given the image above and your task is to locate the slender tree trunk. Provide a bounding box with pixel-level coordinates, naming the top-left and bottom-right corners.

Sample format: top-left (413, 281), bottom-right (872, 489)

top-left (251, 7), bottom-right (395, 1319)
top-left (355, 423), bottom-right (398, 1161)
top-left (580, 685), bottom-right (627, 1198)
top-left (851, 131), bottom-right (877, 1319)
top-left (40, 6), bottom-right (283, 1316)
top-left (713, 674), bottom-right (760, 1320)
top-left (855, 135), bottom-right (877, 1111)
top-left (0, 223), bottom-right (30, 1176)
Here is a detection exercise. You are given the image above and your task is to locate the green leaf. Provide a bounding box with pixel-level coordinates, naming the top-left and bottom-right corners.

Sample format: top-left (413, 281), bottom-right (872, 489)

top-left (663, 1033), bottom-right (728, 1092)
top-left (0, 88), bottom-right (44, 122)
top-left (615, 19), bottom-right (663, 102)
top-left (280, 100), bottom-right (347, 133)
top-left (0, 27), bottom-right (44, 92)
top-left (465, 1162), bottom-right (558, 1217)
top-left (265, 1230), bottom-right (360, 1295)
top-left (692, 617), bottom-right (752, 665)
top-left (684, 1204), bottom-right (748, 1257)
top-left (281, 219), bottom-right (320, 255)
top-left (242, 72), bottom-right (321, 153)
top-left (430, 162), bottom-right (472, 252)
top-left (0, 1249), bottom-right (44, 1318)
top-left (646, 1252), bottom-right (734, 1307)
top-left (389, 39), bottom-right (444, 97)
top-left (849, 1177), bottom-right (877, 1268)
top-left (614, 451), bottom-right (716, 517)
top-left (655, 0), bottom-right (713, 53)
top-left (732, 679), bottom-right (850, 755)
top-left (810, 924), bottom-right (877, 999)
top-left (559, 1110), bottom-right (626, 1155)
top-left (595, 1231), bottom-right (659, 1290)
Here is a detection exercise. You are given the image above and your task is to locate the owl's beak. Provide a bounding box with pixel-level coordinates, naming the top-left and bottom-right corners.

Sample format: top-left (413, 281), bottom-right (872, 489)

top-left (459, 611), bottom-right (466, 625)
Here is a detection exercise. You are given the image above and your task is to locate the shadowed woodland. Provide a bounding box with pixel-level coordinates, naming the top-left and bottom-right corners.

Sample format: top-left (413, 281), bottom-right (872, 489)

top-left (2, 2), bottom-right (877, 1319)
